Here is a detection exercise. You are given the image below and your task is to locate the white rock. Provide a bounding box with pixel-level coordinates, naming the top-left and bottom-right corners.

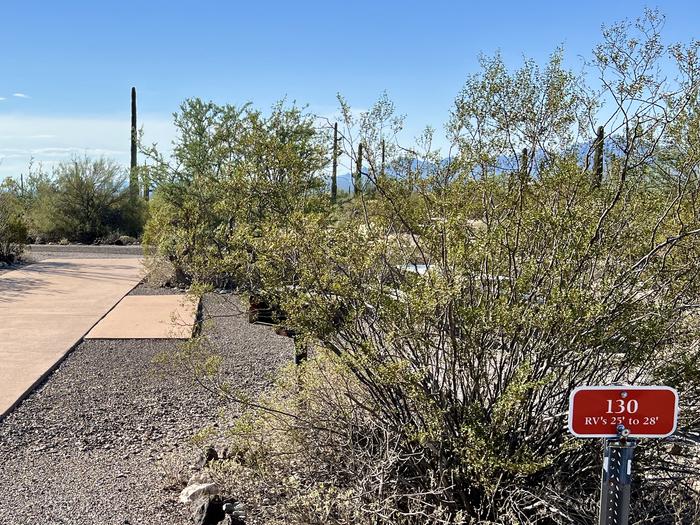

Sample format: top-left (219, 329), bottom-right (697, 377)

top-left (187, 471), bottom-right (213, 486)
top-left (178, 482), bottom-right (220, 504)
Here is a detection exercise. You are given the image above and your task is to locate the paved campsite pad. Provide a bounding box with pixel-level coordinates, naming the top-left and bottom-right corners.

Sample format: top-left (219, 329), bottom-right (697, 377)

top-left (85, 295), bottom-right (199, 339)
top-left (0, 258), bottom-right (143, 418)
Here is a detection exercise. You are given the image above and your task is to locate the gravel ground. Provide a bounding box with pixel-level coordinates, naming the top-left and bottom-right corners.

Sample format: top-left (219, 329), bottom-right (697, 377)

top-left (27, 244), bottom-right (144, 256)
top-left (25, 247), bottom-right (142, 262)
top-left (128, 282), bottom-right (184, 296)
top-left (0, 293), bottom-right (294, 525)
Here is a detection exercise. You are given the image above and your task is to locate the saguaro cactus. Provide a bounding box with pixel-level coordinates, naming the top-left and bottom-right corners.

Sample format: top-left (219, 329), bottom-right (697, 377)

top-left (520, 147), bottom-right (529, 181)
top-left (592, 125), bottom-right (604, 188)
top-left (130, 87), bottom-right (138, 199)
top-left (331, 123), bottom-right (338, 203)
top-left (354, 143), bottom-right (363, 196)
top-left (381, 139), bottom-right (386, 178)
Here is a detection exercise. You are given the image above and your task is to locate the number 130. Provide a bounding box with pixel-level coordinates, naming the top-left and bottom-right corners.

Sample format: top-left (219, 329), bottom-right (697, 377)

top-left (606, 399), bottom-right (639, 414)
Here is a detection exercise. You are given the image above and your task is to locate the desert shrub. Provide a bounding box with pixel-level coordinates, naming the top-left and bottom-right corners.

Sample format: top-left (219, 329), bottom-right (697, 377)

top-left (202, 144), bottom-right (695, 523)
top-left (48, 157), bottom-right (145, 243)
top-left (9, 158), bottom-right (147, 243)
top-left (155, 10), bottom-right (700, 524)
top-left (143, 99), bottom-right (328, 285)
top-left (12, 161), bottom-right (61, 241)
top-left (0, 181), bottom-right (27, 263)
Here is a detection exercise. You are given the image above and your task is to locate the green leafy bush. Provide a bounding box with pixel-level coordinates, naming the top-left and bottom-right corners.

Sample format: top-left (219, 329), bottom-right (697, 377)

top-left (12, 157), bottom-right (147, 244)
top-left (0, 183), bottom-right (27, 263)
top-left (143, 99), bottom-right (328, 284)
top-left (49, 157), bottom-right (144, 243)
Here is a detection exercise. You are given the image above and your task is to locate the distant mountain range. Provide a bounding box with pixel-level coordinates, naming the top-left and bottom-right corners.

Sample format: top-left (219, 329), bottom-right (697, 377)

top-left (324, 141), bottom-right (621, 191)
top-left (325, 158), bottom-right (441, 192)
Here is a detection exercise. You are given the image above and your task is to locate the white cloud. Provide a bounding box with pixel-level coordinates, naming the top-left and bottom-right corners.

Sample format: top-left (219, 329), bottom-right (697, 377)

top-left (0, 97), bottom-right (6, 101)
top-left (0, 134), bottom-right (56, 140)
top-left (0, 148), bottom-right (29, 155)
top-left (0, 114), bottom-right (175, 179)
top-left (12, 93), bottom-right (30, 99)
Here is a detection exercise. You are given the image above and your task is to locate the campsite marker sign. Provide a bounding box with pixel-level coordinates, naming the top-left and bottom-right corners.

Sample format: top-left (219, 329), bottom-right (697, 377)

top-left (568, 385), bottom-right (679, 525)
top-left (568, 385), bottom-right (678, 438)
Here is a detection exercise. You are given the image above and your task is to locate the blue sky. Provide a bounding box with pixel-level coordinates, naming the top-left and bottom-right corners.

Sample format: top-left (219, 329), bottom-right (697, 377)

top-left (1, 1), bottom-right (698, 178)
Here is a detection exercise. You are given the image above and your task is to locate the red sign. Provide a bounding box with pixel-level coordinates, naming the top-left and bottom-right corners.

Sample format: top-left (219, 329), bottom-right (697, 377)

top-left (568, 386), bottom-right (678, 438)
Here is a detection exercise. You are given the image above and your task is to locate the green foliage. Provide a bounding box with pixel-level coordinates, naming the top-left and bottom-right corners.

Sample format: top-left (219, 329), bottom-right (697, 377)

top-left (142, 98), bottom-right (328, 285)
top-left (0, 180), bottom-right (27, 262)
top-left (147, 9), bottom-right (700, 524)
top-left (8, 157), bottom-right (146, 244)
top-left (448, 48), bottom-right (593, 180)
top-left (50, 157), bottom-right (144, 243)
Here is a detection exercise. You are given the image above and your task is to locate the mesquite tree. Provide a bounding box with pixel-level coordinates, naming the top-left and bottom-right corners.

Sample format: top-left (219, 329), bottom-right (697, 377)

top-left (142, 99), bottom-right (328, 285)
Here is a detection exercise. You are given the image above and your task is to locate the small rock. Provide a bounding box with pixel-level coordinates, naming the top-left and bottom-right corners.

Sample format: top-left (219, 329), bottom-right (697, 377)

top-left (191, 495), bottom-right (226, 525)
top-left (231, 503), bottom-right (246, 520)
top-left (669, 443), bottom-right (683, 455)
top-left (188, 471), bottom-right (214, 486)
top-left (195, 446), bottom-right (219, 469)
top-left (179, 483), bottom-right (220, 504)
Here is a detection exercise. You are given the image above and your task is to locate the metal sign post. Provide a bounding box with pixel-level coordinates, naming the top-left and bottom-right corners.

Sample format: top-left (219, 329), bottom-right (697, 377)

top-left (598, 425), bottom-right (636, 525)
